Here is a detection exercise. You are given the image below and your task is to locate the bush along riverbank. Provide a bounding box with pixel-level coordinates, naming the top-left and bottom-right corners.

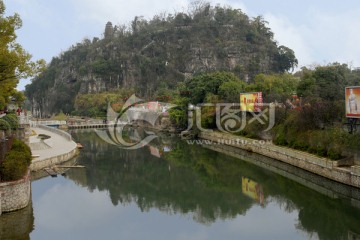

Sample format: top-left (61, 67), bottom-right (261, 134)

top-left (166, 65), bottom-right (360, 162)
top-left (159, 65), bottom-right (360, 189)
top-left (0, 114), bottom-right (32, 215)
top-left (230, 107), bottom-right (360, 162)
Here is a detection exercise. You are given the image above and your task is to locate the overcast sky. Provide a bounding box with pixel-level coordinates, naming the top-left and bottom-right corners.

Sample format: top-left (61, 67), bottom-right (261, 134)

top-left (4, 0), bottom-right (360, 90)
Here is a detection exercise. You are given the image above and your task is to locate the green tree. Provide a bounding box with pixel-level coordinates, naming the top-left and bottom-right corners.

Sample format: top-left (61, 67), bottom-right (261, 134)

top-left (298, 64), bottom-right (347, 101)
top-left (248, 73), bottom-right (299, 102)
top-left (218, 79), bottom-right (246, 103)
top-left (275, 45), bottom-right (298, 72)
top-left (0, 0), bottom-right (44, 107)
top-left (183, 72), bottom-right (241, 104)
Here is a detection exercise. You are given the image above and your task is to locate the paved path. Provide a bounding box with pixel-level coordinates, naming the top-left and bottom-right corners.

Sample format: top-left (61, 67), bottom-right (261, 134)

top-left (29, 127), bottom-right (77, 162)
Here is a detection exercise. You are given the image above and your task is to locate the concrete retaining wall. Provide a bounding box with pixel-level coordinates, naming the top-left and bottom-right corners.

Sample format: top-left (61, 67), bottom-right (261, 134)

top-left (30, 148), bottom-right (78, 172)
top-left (199, 131), bottom-right (360, 188)
top-left (0, 170), bottom-right (31, 215)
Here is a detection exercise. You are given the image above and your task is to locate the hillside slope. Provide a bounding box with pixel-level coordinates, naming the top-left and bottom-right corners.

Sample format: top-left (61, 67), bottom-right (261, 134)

top-left (25, 4), bottom-right (297, 116)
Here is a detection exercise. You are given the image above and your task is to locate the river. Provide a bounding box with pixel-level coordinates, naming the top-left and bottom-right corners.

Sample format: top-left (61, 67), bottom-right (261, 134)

top-left (1, 129), bottom-right (360, 240)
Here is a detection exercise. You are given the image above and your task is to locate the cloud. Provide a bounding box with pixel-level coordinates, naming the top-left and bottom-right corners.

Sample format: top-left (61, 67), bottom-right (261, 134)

top-left (72, 0), bottom-right (188, 25)
top-left (264, 6), bottom-right (360, 68)
top-left (35, 183), bottom-right (119, 232)
top-left (264, 13), bottom-right (313, 69)
top-left (72, 0), bottom-right (247, 26)
top-left (305, 7), bottom-right (360, 67)
top-left (6, 0), bottom-right (57, 28)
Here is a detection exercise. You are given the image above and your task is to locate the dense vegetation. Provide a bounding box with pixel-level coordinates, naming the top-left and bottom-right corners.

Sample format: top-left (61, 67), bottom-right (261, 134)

top-left (0, 0), bottom-right (44, 110)
top-left (25, 2), bottom-right (297, 116)
top-left (0, 0), bottom-right (34, 181)
top-left (0, 139), bottom-right (31, 181)
top-left (0, 113), bottom-right (19, 131)
top-left (22, 1), bottom-right (360, 159)
top-left (169, 64), bottom-right (360, 159)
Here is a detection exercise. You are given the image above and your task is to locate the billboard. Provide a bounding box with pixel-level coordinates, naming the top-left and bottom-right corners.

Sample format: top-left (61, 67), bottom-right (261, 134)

top-left (240, 92), bottom-right (263, 112)
top-left (345, 86), bottom-right (360, 118)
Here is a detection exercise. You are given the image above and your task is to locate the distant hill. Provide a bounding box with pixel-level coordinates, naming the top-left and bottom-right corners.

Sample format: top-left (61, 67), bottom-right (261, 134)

top-left (25, 3), bottom-right (297, 116)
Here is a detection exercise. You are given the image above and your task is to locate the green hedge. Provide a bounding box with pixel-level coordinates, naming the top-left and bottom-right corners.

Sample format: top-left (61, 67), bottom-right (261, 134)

top-left (0, 139), bottom-right (32, 181)
top-left (0, 113), bottom-right (19, 132)
top-left (11, 139), bottom-right (32, 165)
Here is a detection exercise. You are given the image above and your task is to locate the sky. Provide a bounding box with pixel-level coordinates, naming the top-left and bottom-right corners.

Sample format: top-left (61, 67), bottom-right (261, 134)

top-left (4, 0), bottom-right (360, 90)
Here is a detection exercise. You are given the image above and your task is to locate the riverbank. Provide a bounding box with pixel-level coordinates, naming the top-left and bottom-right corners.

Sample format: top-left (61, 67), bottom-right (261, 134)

top-left (29, 125), bottom-right (78, 171)
top-left (199, 131), bottom-right (360, 188)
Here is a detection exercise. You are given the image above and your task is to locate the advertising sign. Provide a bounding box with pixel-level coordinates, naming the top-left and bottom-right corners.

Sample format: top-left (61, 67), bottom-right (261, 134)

top-left (240, 92), bottom-right (263, 112)
top-left (345, 86), bottom-right (360, 118)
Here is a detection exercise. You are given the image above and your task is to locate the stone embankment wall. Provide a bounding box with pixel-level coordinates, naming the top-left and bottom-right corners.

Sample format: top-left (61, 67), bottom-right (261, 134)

top-left (30, 148), bottom-right (78, 171)
top-left (30, 124), bottom-right (78, 171)
top-left (199, 131), bottom-right (360, 188)
top-left (0, 170), bottom-right (31, 215)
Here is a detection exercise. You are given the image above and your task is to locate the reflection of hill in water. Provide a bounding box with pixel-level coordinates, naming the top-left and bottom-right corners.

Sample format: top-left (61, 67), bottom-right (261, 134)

top-left (67, 130), bottom-right (360, 239)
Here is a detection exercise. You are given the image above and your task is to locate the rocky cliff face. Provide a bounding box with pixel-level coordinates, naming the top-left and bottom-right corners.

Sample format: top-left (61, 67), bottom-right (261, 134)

top-left (25, 5), bottom-right (297, 116)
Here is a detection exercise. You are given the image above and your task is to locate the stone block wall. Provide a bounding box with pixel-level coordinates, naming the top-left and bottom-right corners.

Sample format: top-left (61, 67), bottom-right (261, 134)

top-left (30, 148), bottom-right (78, 171)
top-left (199, 131), bottom-right (360, 188)
top-left (0, 170), bottom-right (31, 215)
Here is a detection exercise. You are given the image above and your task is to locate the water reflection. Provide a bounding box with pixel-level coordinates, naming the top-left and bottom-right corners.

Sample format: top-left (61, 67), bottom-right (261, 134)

top-left (0, 200), bottom-right (34, 240)
top-left (66, 129), bottom-right (360, 240)
top-left (2, 128), bottom-right (360, 240)
top-left (242, 177), bottom-right (264, 205)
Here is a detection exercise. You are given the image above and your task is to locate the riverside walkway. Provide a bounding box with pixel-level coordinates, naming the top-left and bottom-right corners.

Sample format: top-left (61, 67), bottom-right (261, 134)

top-left (29, 126), bottom-right (78, 171)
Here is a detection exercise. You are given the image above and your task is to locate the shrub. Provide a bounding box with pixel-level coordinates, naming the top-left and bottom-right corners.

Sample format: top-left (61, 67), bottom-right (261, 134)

top-left (273, 125), bottom-right (287, 146)
top-left (0, 140), bottom-right (32, 181)
top-left (0, 118), bottom-right (11, 131)
top-left (2, 114), bottom-right (19, 129)
top-left (11, 139), bottom-right (32, 165)
top-left (316, 146), bottom-right (327, 157)
top-left (1, 151), bottom-right (28, 181)
top-left (169, 108), bottom-right (187, 128)
top-left (327, 148), bottom-right (342, 160)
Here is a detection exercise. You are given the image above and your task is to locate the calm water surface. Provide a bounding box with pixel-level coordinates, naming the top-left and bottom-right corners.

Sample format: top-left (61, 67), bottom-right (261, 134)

top-left (1, 129), bottom-right (360, 240)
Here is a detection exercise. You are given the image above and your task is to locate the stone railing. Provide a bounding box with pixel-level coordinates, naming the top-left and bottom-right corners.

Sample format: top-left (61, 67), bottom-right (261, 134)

top-left (29, 120), bottom-right (67, 127)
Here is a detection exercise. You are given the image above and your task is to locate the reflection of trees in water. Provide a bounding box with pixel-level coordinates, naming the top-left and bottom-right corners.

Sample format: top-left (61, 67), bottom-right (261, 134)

top-left (0, 200), bottom-right (34, 240)
top-left (205, 143), bottom-right (360, 240)
top-left (67, 130), bottom-right (360, 239)
top-left (68, 130), bottom-right (254, 224)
